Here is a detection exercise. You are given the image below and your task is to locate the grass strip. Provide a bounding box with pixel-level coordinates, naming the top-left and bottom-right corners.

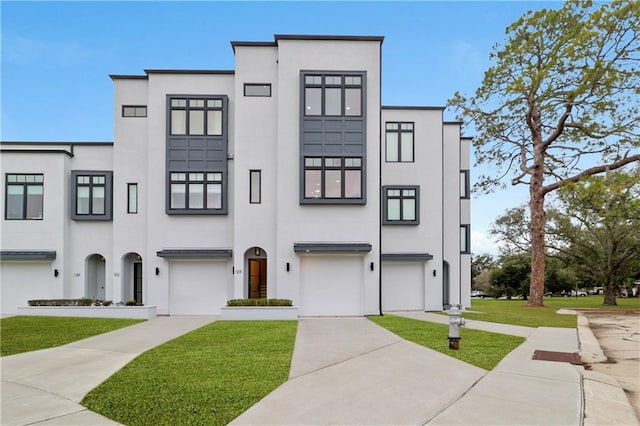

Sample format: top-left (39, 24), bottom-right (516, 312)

top-left (82, 320), bottom-right (298, 426)
top-left (466, 296), bottom-right (640, 328)
top-left (369, 314), bottom-right (524, 370)
top-left (0, 316), bottom-right (144, 356)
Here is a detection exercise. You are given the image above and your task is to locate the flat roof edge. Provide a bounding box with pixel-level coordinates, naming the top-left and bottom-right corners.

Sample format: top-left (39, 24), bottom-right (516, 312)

top-left (294, 242), bottom-right (372, 254)
top-left (144, 69), bottom-right (235, 75)
top-left (382, 106), bottom-right (445, 111)
top-left (275, 34), bottom-right (384, 43)
top-left (109, 74), bottom-right (148, 81)
top-left (0, 251), bottom-right (57, 261)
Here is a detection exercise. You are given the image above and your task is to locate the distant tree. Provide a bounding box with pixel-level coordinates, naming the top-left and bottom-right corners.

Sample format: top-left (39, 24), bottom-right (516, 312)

top-left (490, 206), bottom-right (531, 254)
top-left (544, 257), bottom-right (577, 294)
top-left (547, 168), bottom-right (640, 305)
top-left (449, 0), bottom-right (640, 306)
top-left (471, 253), bottom-right (497, 280)
top-left (473, 269), bottom-right (493, 293)
top-left (490, 254), bottom-right (531, 299)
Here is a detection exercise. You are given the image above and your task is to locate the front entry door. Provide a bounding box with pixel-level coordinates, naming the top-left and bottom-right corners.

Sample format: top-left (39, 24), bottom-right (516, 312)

top-left (248, 259), bottom-right (267, 299)
top-left (133, 262), bottom-right (143, 304)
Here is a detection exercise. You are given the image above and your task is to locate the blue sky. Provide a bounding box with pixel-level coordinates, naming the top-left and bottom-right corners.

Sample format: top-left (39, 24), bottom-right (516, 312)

top-left (1, 1), bottom-right (557, 255)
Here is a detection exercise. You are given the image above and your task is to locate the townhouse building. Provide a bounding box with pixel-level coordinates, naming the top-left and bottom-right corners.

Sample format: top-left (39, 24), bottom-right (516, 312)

top-left (0, 35), bottom-right (471, 315)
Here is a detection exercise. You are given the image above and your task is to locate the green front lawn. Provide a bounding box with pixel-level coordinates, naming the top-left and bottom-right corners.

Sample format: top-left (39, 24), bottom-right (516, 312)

top-left (0, 316), bottom-right (144, 356)
top-left (82, 320), bottom-right (298, 426)
top-left (369, 315), bottom-right (524, 370)
top-left (466, 296), bottom-right (640, 328)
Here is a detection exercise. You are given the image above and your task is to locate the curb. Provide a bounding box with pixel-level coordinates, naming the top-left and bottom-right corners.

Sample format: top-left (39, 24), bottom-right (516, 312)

top-left (576, 314), bottom-right (638, 426)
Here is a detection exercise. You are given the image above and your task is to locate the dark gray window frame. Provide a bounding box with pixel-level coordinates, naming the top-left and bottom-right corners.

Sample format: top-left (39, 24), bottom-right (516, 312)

top-left (71, 170), bottom-right (113, 221)
top-left (244, 83), bottom-right (272, 97)
top-left (299, 70), bottom-right (367, 205)
top-left (460, 170), bottom-right (470, 199)
top-left (4, 173), bottom-right (44, 220)
top-left (127, 183), bottom-right (138, 214)
top-left (385, 122), bottom-right (414, 163)
top-left (165, 94), bottom-right (228, 215)
top-left (382, 185), bottom-right (420, 225)
top-left (303, 157), bottom-right (363, 203)
top-left (461, 224), bottom-right (471, 254)
top-left (249, 170), bottom-right (261, 204)
top-left (168, 172), bottom-right (223, 213)
top-left (122, 105), bottom-right (147, 117)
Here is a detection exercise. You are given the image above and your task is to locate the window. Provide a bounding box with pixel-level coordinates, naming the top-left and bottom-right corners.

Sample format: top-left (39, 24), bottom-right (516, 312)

top-left (169, 172), bottom-right (222, 211)
top-left (127, 183), bottom-right (138, 214)
top-left (383, 186), bottom-right (419, 225)
top-left (461, 225), bottom-right (471, 254)
top-left (304, 74), bottom-right (362, 117)
top-left (250, 170), bottom-right (261, 204)
top-left (244, 84), bottom-right (271, 97)
top-left (386, 122), bottom-right (414, 162)
top-left (460, 170), bottom-right (470, 199)
top-left (170, 98), bottom-right (223, 136)
top-left (303, 157), bottom-right (362, 201)
top-left (71, 171), bottom-right (113, 220)
top-left (5, 174), bottom-right (44, 220)
top-left (122, 105), bottom-right (147, 117)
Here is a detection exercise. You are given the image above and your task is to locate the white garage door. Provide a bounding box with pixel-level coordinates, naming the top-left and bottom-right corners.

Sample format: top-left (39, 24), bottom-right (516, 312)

top-left (1, 262), bottom-right (52, 314)
top-left (382, 262), bottom-right (424, 311)
top-left (300, 255), bottom-right (363, 316)
top-left (169, 260), bottom-right (229, 315)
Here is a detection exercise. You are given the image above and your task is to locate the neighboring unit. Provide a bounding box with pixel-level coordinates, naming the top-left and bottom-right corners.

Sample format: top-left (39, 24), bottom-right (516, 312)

top-left (0, 35), bottom-right (471, 315)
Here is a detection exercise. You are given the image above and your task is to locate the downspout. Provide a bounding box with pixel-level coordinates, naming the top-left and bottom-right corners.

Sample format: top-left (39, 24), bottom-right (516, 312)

top-left (378, 39), bottom-right (384, 316)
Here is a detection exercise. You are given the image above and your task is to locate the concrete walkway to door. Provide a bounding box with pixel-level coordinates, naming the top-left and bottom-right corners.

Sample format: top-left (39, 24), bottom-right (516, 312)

top-left (1, 316), bottom-right (217, 426)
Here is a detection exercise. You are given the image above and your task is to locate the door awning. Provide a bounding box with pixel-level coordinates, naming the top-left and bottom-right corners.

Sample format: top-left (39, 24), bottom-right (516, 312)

top-left (156, 249), bottom-right (233, 259)
top-left (381, 253), bottom-right (433, 262)
top-left (293, 242), bottom-right (372, 254)
top-left (0, 251), bottom-right (57, 260)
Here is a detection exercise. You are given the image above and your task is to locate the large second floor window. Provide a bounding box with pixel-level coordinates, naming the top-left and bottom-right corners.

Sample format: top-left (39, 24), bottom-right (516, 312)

top-left (383, 186), bottom-right (419, 225)
top-left (304, 157), bottom-right (362, 200)
top-left (170, 98), bottom-right (223, 136)
top-left (304, 74), bottom-right (362, 117)
top-left (386, 122), bottom-right (414, 162)
top-left (170, 172), bottom-right (222, 211)
top-left (71, 171), bottom-right (113, 220)
top-left (5, 174), bottom-right (44, 220)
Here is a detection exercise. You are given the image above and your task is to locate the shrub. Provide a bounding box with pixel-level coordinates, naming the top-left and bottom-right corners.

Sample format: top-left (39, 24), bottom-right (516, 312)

top-left (102, 300), bottom-right (113, 306)
top-left (28, 298), bottom-right (94, 306)
top-left (226, 298), bottom-right (293, 307)
top-left (125, 300), bottom-right (137, 306)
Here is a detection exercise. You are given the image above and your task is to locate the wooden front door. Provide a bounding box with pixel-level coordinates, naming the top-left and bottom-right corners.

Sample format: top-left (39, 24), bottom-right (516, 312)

top-left (248, 259), bottom-right (267, 299)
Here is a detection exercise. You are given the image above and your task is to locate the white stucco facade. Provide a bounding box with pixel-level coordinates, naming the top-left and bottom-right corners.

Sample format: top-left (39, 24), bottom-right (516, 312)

top-left (1, 35), bottom-right (470, 315)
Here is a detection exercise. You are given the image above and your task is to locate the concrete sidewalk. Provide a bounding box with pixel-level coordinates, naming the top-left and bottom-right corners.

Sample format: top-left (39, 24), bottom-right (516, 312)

top-left (1, 316), bottom-right (217, 425)
top-left (232, 314), bottom-right (583, 425)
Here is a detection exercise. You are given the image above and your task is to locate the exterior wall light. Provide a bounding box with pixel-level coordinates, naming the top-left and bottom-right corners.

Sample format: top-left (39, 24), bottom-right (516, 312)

top-left (155, 267), bottom-right (160, 276)
top-left (286, 262), bottom-right (290, 272)
top-left (433, 269), bottom-right (437, 277)
top-left (370, 262), bottom-right (374, 271)
top-left (54, 269), bottom-right (59, 277)
top-left (255, 247), bottom-right (261, 256)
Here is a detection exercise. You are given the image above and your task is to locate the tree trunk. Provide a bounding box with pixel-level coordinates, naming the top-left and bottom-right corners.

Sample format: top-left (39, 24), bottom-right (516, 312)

top-left (603, 281), bottom-right (618, 306)
top-left (528, 188), bottom-right (546, 306)
top-left (528, 127), bottom-right (546, 307)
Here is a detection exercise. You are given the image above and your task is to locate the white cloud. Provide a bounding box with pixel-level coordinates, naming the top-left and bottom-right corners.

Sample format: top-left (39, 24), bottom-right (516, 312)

top-left (3, 33), bottom-right (99, 66)
top-left (471, 230), bottom-right (501, 256)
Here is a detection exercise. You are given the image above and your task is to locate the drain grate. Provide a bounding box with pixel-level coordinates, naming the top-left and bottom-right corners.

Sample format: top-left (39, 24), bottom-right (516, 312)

top-left (532, 350), bottom-right (582, 365)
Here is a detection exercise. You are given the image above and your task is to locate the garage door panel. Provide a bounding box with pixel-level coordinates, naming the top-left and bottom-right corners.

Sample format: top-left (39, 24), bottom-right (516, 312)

top-left (300, 256), bottom-right (362, 316)
top-left (382, 262), bottom-right (424, 311)
top-left (1, 262), bottom-right (52, 314)
top-left (169, 260), bottom-right (228, 315)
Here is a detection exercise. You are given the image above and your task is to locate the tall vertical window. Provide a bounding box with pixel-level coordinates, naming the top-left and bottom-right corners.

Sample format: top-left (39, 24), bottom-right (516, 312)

top-left (303, 157), bottom-right (362, 200)
top-left (127, 183), bottom-right (138, 214)
top-left (460, 170), bottom-right (470, 199)
top-left (250, 170), bottom-right (261, 204)
top-left (71, 171), bottom-right (113, 220)
top-left (383, 186), bottom-right (419, 225)
top-left (170, 172), bottom-right (222, 211)
top-left (385, 122), bottom-right (414, 162)
top-left (304, 74), bottom-right (362, 117)
top-left (170, 98), bottom-right (223, 136)
top-left (461, 225), bottom-right (471, 254)
top-left (5, 174), bottom-right (44, 220)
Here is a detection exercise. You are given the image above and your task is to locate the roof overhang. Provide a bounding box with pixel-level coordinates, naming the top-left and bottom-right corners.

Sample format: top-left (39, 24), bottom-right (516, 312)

top-left (381, 253), bottom-right (434, 262)
top-left (0, 251), bottom-right (57, 261)
top-left (294, 242), bottom-right (372, 254)
top-left (156, 249), bottom-right (233, 259)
